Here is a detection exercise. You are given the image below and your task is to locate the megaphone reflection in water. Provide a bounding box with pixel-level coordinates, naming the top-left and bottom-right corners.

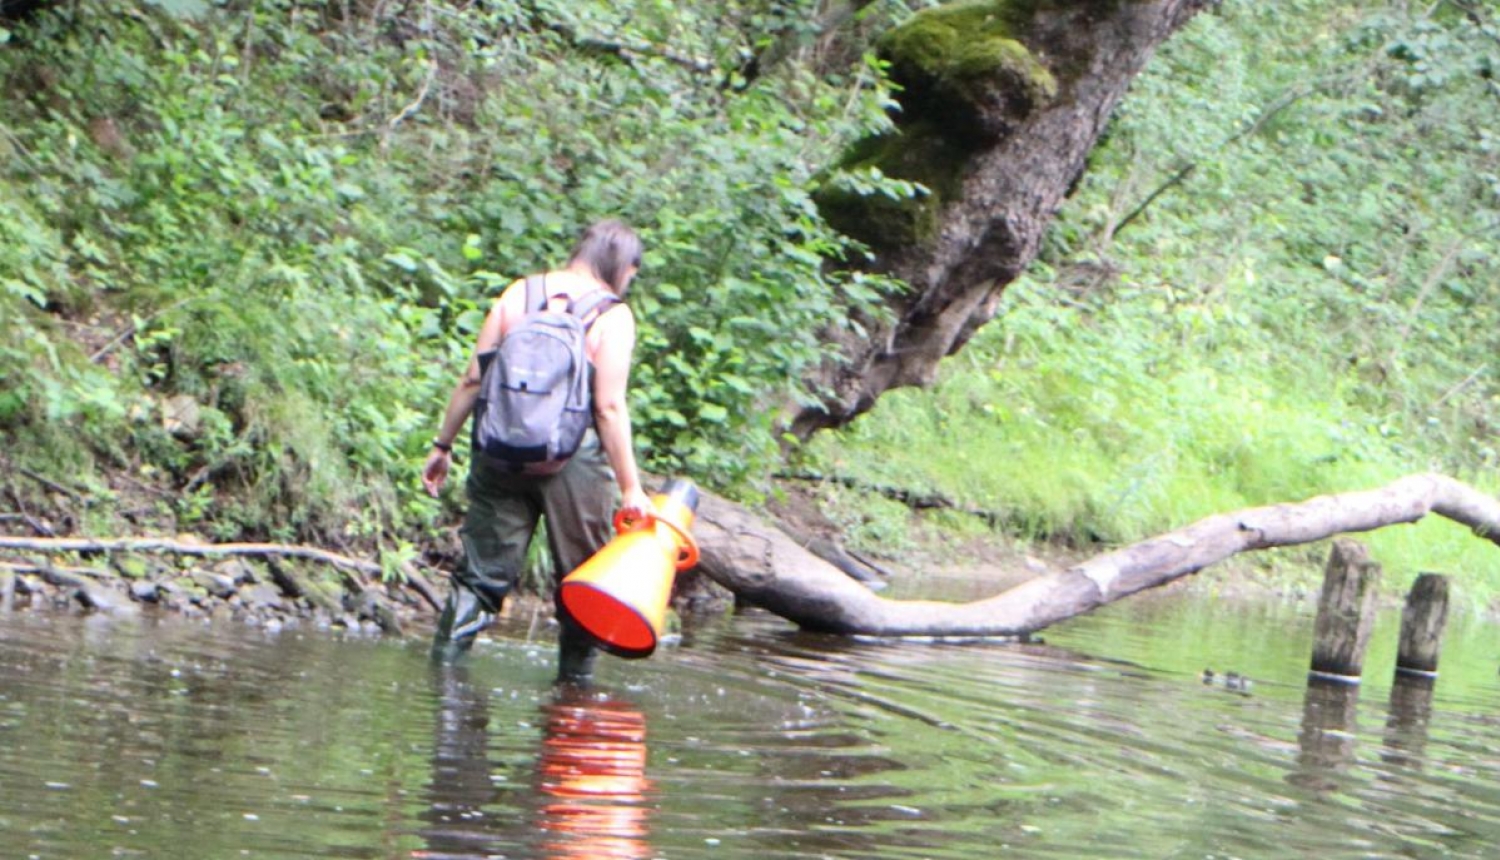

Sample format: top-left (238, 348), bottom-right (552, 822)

top-left (538, 691), bottom-right (652, 860)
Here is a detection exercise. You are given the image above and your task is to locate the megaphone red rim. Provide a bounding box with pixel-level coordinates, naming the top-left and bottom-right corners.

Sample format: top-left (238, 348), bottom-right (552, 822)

top-left (559, 582), bottom-right (658, 658)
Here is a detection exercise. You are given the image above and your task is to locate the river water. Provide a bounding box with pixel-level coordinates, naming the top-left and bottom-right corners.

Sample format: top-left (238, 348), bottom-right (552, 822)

top-left (2, 579), bottom-right (1498, 860)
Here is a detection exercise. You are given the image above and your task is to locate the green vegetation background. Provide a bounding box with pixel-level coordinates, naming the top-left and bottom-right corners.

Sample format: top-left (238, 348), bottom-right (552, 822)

top-left (806, 0), bottom-right (1500, 598)
top-left (2, 1), bottom-right (1496, 597)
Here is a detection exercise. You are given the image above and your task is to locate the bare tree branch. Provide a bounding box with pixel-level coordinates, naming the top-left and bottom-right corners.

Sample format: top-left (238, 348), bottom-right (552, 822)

top-left (696, 473), bottom-right (1500, 638)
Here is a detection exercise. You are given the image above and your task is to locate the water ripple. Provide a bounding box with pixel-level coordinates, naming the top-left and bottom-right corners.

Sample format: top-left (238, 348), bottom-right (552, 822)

top-left (4, 592), bottom-right (1500, 859)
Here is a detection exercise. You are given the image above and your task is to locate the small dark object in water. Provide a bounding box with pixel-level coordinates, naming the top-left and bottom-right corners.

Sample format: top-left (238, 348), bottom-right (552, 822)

top-left (1201, 668), bottom-right (1252, 692)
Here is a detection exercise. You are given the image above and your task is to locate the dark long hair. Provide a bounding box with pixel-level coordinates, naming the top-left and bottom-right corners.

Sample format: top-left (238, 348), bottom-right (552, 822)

top-left (567, 219), bottom-right (642, 295)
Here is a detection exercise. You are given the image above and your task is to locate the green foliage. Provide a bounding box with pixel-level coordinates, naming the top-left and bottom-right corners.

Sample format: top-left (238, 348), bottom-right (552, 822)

top-left (807, 0), bottom-right (1500, 594)
top-left (7, 0), bottom-right (1494, 601)
top-left (0, 0), bottom-right (897, 548)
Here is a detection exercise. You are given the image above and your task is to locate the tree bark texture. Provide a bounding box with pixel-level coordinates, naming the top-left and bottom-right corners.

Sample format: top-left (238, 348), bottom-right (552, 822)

top-left (1396, 573), bottom-right (1450, 675)
top-left (1308, 539), bottom-right (1381, 679)
top-left (796, 0), bottom-right (1215, 436)
top-left (696, 473), bottom-right (1500, 637)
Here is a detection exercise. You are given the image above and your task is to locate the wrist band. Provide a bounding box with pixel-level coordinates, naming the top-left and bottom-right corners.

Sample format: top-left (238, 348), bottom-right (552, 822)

top-left (431, 438), bottom-right (453, 453)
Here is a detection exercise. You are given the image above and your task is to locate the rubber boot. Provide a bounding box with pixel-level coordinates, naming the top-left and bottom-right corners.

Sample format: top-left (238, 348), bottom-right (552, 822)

top-left (431, 584), bottom-right (496, 663)
top-left (555, 615), bottom-right (599, 685)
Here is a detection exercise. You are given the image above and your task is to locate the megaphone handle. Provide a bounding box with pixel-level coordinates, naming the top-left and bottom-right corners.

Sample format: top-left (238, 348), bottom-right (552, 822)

top-left (611, 509), bottom-right (699, 571)
top-left (613, 508), bottom-right (651, 533)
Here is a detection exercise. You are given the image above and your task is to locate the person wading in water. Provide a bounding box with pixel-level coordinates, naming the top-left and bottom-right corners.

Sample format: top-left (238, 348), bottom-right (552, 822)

top-left (422, 219), bottom-right (652, 682)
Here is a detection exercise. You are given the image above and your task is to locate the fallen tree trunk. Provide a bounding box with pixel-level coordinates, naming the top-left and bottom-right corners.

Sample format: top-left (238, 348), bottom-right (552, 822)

top-left (696, 473), bottom-right (1500, 637)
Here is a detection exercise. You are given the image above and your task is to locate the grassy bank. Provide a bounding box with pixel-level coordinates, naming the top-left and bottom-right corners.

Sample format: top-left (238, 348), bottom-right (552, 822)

top-left (802, 279), bottom-right (1500, 600)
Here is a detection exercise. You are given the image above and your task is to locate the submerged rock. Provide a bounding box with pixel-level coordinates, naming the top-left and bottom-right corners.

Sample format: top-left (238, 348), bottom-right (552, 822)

top-left (129, 581), bottom-right (160, 603)
top-left (190, 570), bottom-right (238, 600)
top-left (241, 583), bottom-right (285, 611)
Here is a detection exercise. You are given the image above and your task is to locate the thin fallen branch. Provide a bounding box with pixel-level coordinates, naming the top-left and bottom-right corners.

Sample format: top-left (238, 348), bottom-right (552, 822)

top-left (568, 31), bottom-right (715, 74)
top-left (406, 560), bottom-right (447, 612)
top-left (695, 472), bottom-right (1500, 638)
top-left (382, 0), bottom-right (438, 140)
top-left (7, 463), bottom-right (84, 501)
top-left (1433, 364), bottom-right (1489, 408)
top-left (0, 512), bottom-right (55, 537)
top-left (1111, 87), bottom-right (1306, 240)
top-left (0, 560), bottom-right (110, 579)
top-left (1110, 162), bottom-right (1196, 238)
top-left (387, 57), bottom-right (437, 131)
top-left (4, 466), bottom-right (63, 537)
top-left (519, 0), bottom-right (714, 74)
top-left (88, 296), bottom-right (195, 364)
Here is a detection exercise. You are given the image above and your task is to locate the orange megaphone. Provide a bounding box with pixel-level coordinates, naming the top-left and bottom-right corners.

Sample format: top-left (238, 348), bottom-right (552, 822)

top-left (559, 479), bottom-right (701, 658)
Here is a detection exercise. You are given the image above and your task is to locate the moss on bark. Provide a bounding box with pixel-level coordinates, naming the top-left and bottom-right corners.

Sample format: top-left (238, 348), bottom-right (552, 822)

top-left (878, 0), bottom-right (1057, 117)
top-left (817, 1), bottom-right (1065, 252)
top-left (817, 119), bottom-right (974, 250)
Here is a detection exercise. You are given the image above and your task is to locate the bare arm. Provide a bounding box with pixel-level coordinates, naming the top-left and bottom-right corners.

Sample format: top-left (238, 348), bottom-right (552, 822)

top-left (421, 285), bottom-right (516, 497)
top-left (591, 306), bottom-right (650, 519)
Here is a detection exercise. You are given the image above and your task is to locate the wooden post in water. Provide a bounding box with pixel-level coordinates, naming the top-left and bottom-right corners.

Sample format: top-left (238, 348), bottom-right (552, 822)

top-left (1395, 573), bottom-right (1450, 678)
top-left (1309, 539), bottom-right (1381, 682)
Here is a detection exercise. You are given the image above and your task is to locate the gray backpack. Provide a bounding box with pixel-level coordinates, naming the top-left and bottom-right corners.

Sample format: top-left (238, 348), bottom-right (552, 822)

top-left (471, 275), bottom-right (619, 473)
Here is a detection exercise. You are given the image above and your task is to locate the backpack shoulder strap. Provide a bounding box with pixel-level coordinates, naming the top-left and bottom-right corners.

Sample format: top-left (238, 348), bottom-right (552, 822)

top-left (521, 274), bottom-right (547, 314)
top-left (570, 289), bottom-right (621, 330)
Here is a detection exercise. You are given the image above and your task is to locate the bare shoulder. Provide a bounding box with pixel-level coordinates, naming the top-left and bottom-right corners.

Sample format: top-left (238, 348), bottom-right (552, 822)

top-left (595, 300), bottom-right (635, 332)
top-left (586, 301), bottom-right (635, 360)
top-left (485, 277), bottom-right (530, 343)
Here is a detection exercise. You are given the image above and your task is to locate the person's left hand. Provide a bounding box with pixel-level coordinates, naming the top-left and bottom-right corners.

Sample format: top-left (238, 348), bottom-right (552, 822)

top-left (617, 486), bottom-right (653, 526)
top-left (422, 449), bottom-right (451, 498)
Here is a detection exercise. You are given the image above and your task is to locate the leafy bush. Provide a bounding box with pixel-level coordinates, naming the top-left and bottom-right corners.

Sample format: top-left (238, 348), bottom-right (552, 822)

top-left (0, 0), bottom-right (898, 547)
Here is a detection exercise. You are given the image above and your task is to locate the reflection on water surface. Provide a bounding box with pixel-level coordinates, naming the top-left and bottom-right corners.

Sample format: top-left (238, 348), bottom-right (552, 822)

top-left (2, 583), bottom-right (1498, 859)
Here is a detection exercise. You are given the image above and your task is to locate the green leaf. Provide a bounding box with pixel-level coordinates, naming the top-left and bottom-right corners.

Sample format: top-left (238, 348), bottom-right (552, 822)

top-left (4, 279), bottom-right (46, 308)
top-left (384, 252), bottom-right (419, 273)
top-left (454, 308), bottom-right (486, 336)
top-left (462, 234), bottom-right (483, 262)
